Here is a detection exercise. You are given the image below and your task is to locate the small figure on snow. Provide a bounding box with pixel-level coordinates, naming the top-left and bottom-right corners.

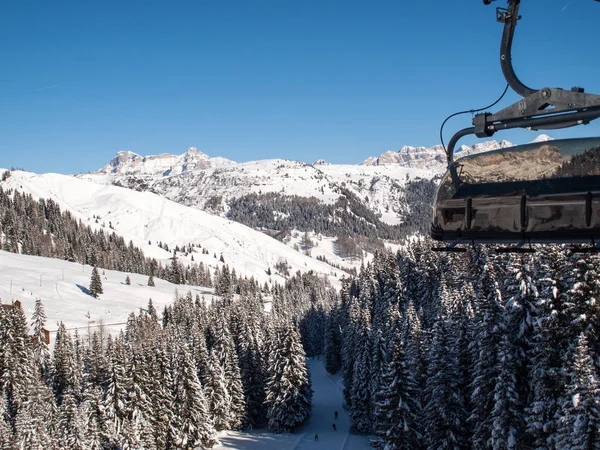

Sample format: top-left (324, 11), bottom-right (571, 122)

top-left (314, 433), bottom-right (319, 441)
top-left (334, 410), bottom-right (338, 420)
top-left (332, 423), bottom-right (337, 431)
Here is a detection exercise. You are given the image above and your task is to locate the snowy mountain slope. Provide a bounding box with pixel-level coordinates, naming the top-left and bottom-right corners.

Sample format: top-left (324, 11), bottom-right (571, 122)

top-left (1, 170), bottom-right (342, 286)
top-left (83, 157), bottom-right (435, 226)
top-left (0, 250), bottom-right (211, 339)
top-left (86, 136), bottom-right (551, 229)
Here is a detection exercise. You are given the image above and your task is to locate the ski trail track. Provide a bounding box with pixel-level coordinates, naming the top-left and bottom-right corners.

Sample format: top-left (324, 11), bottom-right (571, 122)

top-left (215, 358), bottom-right (371, 449)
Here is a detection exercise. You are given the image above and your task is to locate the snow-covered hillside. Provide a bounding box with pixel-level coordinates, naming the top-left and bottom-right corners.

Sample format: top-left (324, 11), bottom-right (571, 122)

top-left (1, 170), bottom-right (343, 286)
top-left (84, 135), bottom-right (551, 228)
top-left (0, 250), bottom-right (207, 339)
top-left (84, 156), bottom-right (435, 226)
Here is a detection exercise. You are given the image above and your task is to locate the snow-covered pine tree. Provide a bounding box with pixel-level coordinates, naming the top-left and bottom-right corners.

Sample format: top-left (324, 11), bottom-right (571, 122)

top-left (372, 313), bottom-right (421, 449)
top-left (173, 346), bottom-right (217, 449)
top-left (2, 301), bottom-right (34, 421)
top-left (350, 309), bottom-right (372, 433)
top-left (265, 323), bottom-right (312, 433)
top-left (147, 342), bottom-right (176, 449)
top-left (30, 298), bottom-right (50, 379)
top-left (0, 389), bottom-right (12, 449)
top-left (470, 261), bottom-right (505, 449)
top-left (324, 301), bottom-right (342, 374)
top-left (490, 333), bottom-right (522, 450)
top-left (525, 246), bottom-right (566, 449)
top-left (56, 391), bottom-right (86, 449)
top-left (89, 266), bottom-right (103, 298)
top-left (103, 334), bottom-right (131, 440)
top-left (52, 322), bottom-right (82, 405)
top-left (212, 310), bottom-right (246, 429)
top-left (237, 319), bottom-right (268, 427)
top-left (422, 317), bottom-right (467, 449)
top-left (13, 372), bottom-right (55, 450)
top-left (555, 332), bottom-right (600, 449)
top-left (205, 349), bottom-right (231, 431)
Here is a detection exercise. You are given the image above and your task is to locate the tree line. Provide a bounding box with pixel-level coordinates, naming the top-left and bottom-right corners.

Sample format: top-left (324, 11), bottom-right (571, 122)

top-left (325, 240), bottom-right (600, 449)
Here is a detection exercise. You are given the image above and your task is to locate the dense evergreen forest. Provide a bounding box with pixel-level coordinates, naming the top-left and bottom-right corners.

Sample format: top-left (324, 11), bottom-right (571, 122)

top-left (0, 271), bottom-right (330, 449)
top-left (326, 240), bottom-right (600, 449)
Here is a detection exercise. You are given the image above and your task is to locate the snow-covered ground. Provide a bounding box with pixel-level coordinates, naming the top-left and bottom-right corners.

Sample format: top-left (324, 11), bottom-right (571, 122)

top-left (1, 169), bottom-right (342, 287)
top-left (0, 250), bottom-right (209, 340)
top-left (215, 358), bottom-right (372, 450)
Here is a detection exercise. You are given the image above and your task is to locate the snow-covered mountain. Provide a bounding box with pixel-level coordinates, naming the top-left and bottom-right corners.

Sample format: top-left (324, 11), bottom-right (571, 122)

top-left (99, 147), bottom-right (236, 176)
top-left (361, 135), bottom-right (554, 170)
top-left (0, 169), bottom-right (344, 286)
top-left (82, 134), bottom-right (555, 234)
top-left (86, 156), bottom-right (436, 227)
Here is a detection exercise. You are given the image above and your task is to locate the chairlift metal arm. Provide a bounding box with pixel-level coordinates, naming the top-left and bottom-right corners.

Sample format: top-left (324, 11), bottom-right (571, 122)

top-left (495, 0), bottom-right (536, 97)
top-left (445, 0), bottom-right (600, 163)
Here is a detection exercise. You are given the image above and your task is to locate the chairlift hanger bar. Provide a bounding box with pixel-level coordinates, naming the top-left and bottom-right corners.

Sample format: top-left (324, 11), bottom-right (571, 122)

top-left (446, 0), bottom-right (600, 165)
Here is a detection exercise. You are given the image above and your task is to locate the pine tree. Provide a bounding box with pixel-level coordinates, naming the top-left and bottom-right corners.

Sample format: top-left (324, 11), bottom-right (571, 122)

top-left (0, 390), bottom-right (12, 449)
top-left (470, 261), bottom-right (504, 449)
top-left (490, 333), bottom-right (522, 450)
top-left (555, 332), bottom-right (600, 449)
top-left (205, 349), bottom-right (231, 431)
top-left (350, 309), bottom-right (372, 433)
top-left (89, 266), bottom-right (103, 298)
top-left (31, 298), bottom-right (50, 379)
top-left (173, 346), bottom-right (217, 448)
top-left (423, 318), bottom-right (467, 449)
top-left (325, 303), bottom-right (342, 374)
top-left (265, 323), bottom-right (312, 432)
top-left (372, 315), bottom-right (421, 449)
top-left (52, 322), bottom-right (82, 405)
top-left (13, 373), bottom-right (55, 450)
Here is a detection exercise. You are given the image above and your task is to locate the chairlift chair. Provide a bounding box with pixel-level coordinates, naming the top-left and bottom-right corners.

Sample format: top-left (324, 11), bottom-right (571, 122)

top-left (431, 0), bottom-right (600, 248)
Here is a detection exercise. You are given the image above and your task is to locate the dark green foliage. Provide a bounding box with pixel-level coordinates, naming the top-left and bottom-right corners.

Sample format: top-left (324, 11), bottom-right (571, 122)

top-left (89, 266), bottom-right (103, 298)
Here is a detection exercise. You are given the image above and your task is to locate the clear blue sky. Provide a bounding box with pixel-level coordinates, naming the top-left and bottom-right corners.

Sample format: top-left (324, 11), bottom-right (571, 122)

top-left (1, 0), bottom-right (600, 174)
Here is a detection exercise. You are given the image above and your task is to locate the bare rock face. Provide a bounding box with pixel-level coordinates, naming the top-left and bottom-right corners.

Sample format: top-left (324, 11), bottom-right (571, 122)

top-left (98, 147), bottom-right (236, 176)
top-left (361, 140), bottom-right (519, 170)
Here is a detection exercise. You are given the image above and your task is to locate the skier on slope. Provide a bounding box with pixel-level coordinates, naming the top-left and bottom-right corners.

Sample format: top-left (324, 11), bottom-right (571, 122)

top-left (332, 423), bottom-right (337, 431)
top-left (334, 410), bottom-right (338, 420)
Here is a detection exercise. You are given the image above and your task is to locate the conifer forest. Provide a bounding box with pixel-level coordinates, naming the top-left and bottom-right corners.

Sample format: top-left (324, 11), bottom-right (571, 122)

top-left (2, 234), bottom-right (600, 448)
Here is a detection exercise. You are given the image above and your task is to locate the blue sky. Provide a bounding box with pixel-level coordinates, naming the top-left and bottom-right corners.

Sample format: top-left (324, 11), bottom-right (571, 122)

top-left (1, 0), bottom-right (599, 174)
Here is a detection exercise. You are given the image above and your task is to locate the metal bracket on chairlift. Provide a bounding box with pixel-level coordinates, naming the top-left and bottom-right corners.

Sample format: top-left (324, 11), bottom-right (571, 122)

top-left (495, 239), bottom-right (536, 254)
top-left (446, 0), bottom-right (600, 164)
top-left (569, 239), bottom-right (600, 253)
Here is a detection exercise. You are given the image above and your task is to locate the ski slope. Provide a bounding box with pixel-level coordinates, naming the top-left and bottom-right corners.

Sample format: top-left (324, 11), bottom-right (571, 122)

top-left (215, 359), bottom-right (372, 450)
top-left (0, 250), bottom-right (213, 340)
top-left (1, 169), bottom-right (342, 286)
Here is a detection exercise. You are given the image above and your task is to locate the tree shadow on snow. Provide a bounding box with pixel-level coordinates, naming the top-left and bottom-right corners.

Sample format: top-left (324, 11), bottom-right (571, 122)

top-left (76, 284), bottom-right (91, 296)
